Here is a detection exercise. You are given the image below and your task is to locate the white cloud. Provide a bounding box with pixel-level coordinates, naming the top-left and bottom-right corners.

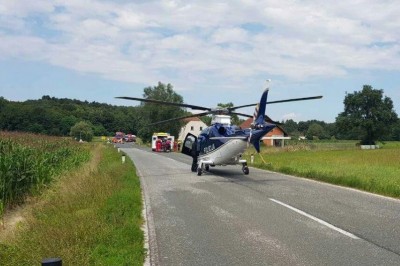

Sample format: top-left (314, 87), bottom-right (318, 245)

top-left (114, 10), bottom-right (150, 29)
top-left (211, 27), bottom-right (249, 44)
top-left (0, 34), bottom-right (48, 60)
top-left (0, 0), bottom-right (54, 16)
top-left (282, 112), bottom-right (300, 122)
top-left (0, 0), bottom-right (399, 91)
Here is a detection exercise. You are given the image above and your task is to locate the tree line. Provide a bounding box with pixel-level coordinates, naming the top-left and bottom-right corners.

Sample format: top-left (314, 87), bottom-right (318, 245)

top-left (0, 82), bottom-right (186, 142)
top-left (282, 117), bottom-right (400, 142)
top-left (0, 83), bottom-right (399, 143)
top-left (0, 95), bottom-right (139, 137)
top-left (281, 85), bottom-right (400, 143)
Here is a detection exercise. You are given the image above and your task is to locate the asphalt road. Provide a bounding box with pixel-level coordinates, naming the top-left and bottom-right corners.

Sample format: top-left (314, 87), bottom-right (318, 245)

top-left (120, 144), bottom-right (400, 266)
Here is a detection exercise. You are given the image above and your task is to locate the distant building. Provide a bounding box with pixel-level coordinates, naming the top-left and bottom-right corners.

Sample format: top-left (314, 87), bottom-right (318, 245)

top-left (240, 118), bottom-right (291, 147)
top-left (178, 117), bottom-right (208, 141)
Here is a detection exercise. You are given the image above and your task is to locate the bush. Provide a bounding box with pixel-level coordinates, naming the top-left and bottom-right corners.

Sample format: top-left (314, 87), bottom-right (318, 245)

top-left (70, 121), bottom-right (94, 142)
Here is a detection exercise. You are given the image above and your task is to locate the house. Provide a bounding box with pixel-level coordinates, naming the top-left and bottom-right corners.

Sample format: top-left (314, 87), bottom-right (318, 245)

top-left (178, 117), bottom-right (208, 142)
top-left (240, 118), bottom-right (291, 147)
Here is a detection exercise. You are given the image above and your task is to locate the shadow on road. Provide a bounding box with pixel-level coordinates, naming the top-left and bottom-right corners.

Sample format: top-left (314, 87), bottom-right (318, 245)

top-left (205, 168), bottom-right (286, 184)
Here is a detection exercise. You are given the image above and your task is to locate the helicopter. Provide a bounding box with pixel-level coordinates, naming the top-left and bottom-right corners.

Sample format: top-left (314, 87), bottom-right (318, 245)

top-left (116, 81), bottom-right (322, 176)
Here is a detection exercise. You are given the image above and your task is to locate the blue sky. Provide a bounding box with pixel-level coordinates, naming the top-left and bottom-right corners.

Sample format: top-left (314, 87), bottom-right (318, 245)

top-left (1, 0), bottom-right (399, 123)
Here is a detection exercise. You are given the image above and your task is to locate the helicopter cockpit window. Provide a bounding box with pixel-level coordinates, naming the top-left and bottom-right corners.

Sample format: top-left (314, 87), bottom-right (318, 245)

top-left (208, 128), bottom-right (217, 137)
top-left (200, 127), bottom-right (210, 136)
top-left (184, 135), bottom-right (196, 149)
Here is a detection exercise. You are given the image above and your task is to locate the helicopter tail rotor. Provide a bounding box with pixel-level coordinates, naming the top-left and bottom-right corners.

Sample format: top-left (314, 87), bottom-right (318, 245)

top-left (248, 83), bottom-right (277, 153)
top-left (252, 80), bottom-right (271, 126)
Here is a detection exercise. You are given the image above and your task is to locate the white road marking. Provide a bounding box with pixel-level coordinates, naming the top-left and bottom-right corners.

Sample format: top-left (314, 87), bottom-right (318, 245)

top-left (269, 198), bottom-right (360, 240)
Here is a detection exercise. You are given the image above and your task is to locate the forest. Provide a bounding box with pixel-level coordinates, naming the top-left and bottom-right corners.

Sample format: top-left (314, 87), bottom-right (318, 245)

top-left (0, 95), bottom-right (139, 137)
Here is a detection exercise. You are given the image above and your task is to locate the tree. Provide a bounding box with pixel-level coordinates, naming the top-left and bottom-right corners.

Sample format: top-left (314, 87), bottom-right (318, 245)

top-left (306, 123), bottom-right (327, 140)
top-left (138, 82), bottom-right (186, 141)
top-left (92, 123), bottom-right (108, 136)
top-left (336, 85), bottom-right (398, 144)
top-left (297, 121), bottom-right (309, 135)
top-left (200, 116), bottom-right (211, 126)
top-left (283, 119), bottom-right (298, 134)
top-left (70, 121), bottom-right (94, 142)
top-left (391, 120), bottom-right (400, 141)
top-left (325, 123), bottom-right (337, 139)
top-left (60, 115), bottom-right (78, 135)
top-left (28, 123), bottom-right (45, 134)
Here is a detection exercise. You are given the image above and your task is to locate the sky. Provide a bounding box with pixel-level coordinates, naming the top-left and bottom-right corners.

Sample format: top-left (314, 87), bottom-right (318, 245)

top-left (1, 0), bottom-right (399, 123)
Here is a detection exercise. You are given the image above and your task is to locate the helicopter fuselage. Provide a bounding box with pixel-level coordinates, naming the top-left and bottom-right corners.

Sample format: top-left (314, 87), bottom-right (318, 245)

top-left (198, 123), bottom-right (248, 165)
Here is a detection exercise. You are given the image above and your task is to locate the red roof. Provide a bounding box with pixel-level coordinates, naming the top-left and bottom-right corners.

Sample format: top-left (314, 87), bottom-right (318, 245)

top-left (183, 117), bottom-right (202, 122)
top-left (240, 118), bottom-right (253, 128)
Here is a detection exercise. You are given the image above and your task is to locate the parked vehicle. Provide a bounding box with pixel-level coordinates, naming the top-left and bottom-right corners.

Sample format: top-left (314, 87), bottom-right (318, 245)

top-left (112, 132), bottom-right (125, 143)
top-left (124, 134), bottom-right (136, 142)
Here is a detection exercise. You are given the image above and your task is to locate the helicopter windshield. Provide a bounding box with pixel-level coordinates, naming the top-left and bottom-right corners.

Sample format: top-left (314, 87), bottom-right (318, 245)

top-left (200, 127), bottom-right (210, 136)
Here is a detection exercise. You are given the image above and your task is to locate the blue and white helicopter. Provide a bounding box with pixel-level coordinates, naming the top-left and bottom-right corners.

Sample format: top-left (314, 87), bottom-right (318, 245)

top-left (117, 81), bottom-right (322, 176)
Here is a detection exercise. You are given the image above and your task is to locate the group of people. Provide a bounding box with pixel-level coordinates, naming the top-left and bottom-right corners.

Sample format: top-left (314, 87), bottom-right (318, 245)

top-left (155, 138), bottom-right (180, 152)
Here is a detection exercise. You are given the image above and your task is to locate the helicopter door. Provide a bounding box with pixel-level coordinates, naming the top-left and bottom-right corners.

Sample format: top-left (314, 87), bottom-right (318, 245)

top-left (181, 133), bottom-right (197, 157)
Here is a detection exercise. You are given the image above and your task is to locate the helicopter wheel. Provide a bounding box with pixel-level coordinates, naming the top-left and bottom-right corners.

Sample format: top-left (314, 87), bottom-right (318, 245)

top-left (197, 166), bottom-right (202, 176)
top-left (205, 165), bottom-right (209, 171)
top-left (242, 166), bottom-right (249, 175)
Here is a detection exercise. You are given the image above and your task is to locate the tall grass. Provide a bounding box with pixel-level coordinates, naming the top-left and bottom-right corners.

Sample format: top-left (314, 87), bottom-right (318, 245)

top-left (245, 142), bottom-right (400, 198)
top-left (0, 132), bottom-right (90, 216)
top-left (0, 144), bottom-right (145, 265)
top-left (280, 139), bottom-right (359, 151)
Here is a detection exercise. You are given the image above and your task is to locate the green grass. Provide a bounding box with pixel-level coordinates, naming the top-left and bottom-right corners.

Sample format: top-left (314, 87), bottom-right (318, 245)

top-left (379, 141), bottom-right (400, 149)
top-left (245, 142), bottom-right (400, 198)
top-left (284, 139), bottom-right (359, 151)
top-left (0, 144), bottom-right (145, 265)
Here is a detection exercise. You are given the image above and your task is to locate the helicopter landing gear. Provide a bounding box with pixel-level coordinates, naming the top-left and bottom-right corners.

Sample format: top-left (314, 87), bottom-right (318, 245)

top-left (191, 161), bottom-right (198, 172)
top-left (191, 154), bottom-right (198, 172)
top-left (195, 160), bottom-right (213, 176)
top-left (197, 163), bottom-right (203, 176)
top-left (242, 163), bottom-right (249, 175)
top-left (197, 161), bottom-right (210, 176)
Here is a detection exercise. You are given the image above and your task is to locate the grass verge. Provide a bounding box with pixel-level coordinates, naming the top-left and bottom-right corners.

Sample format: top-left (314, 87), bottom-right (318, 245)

top-left (0, 144), bottom-right (145, 265)
top-left (244, 143), bottom-right (400, 198)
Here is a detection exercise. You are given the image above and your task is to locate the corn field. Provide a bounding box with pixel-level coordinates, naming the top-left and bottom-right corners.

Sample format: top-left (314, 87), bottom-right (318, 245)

top-left (0, 132), bottom-right (90, 217)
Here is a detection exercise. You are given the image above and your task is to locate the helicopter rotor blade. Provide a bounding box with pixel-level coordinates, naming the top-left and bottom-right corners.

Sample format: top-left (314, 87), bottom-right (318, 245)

top-left (230, 112), bottom-right (282, 125)
top-left (210, 136), bottom-right (248, 140)
top-left (230, 112), bottom-right (252, 118)
top-left (146, 111), bottom-right (212, 126)
top-left (229, 95), bottom-right (323, 111)
top-left (264, 115), bottom-right (283, 125)
top-left (116, 96), bottom-right (211, 111)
